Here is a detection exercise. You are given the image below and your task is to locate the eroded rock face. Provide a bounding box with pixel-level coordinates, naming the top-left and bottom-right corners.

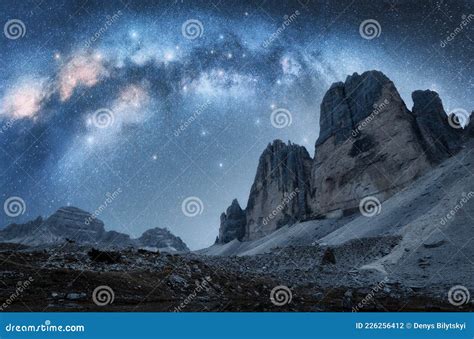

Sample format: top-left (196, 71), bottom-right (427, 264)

top-left (311, 71), bottom-right (432, 217)
top-left (215, 71), bottom-right (468, 243)
top-left (217, 199), bottom-right (246, 244)
top-left (45, 206), bottom-right (106, 244)
top-left (411, 90), bottom-right (462, 163)
top-left (244, 140), bottom-right (312, 240)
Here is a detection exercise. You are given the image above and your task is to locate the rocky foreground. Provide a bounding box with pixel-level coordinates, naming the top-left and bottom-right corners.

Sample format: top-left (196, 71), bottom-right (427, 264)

top-left (0, 242), bottom-right (471, 312)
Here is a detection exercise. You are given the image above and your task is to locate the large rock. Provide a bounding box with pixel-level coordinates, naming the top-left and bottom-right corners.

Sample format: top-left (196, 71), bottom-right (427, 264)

top-left (213, 71), bottom-right (468, 243)
top-left (411, 90), bottom-right (462, 163)
top-left (311, 71), bottom-right (433, 217)
top-left (217, 199), bottom-right (246, 243)
top-left (244, 140), bottom-right (312, 240)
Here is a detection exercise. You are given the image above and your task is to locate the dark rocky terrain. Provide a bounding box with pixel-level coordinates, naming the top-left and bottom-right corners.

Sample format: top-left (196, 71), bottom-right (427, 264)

top-left (1, 70), bottom-right (472, 312)
top-left (0, 243), bottom-right (471, 312)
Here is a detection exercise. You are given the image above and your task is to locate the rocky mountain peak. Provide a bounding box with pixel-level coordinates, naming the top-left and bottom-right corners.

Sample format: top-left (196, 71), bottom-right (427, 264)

top-left (138, 227), bottom-right (189, 252)
top-left (217, 199), bottom-right (246, 244)
top-left (0, 207), bottom-right (189, 252)
top-left (215, 70), bottom-right (472, 244)
top-left (44, 206), bottom-right (106, 244)
top-left (411, 90), bottom-right (462, 163)
top-left (317, 70), bottom-right (397, 146)
top-left (245, 139), bottom-right (312, 240)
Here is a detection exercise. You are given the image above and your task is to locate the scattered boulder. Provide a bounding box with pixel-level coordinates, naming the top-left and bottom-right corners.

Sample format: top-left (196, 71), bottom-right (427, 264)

top-left (87, 248), bottom-right (122, 264)
top-left (321, 247), bottom-right (336, 265)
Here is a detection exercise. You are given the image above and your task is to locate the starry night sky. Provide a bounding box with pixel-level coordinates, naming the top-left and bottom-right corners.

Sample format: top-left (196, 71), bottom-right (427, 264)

top-left (0, 0), bottom-right (472, 249)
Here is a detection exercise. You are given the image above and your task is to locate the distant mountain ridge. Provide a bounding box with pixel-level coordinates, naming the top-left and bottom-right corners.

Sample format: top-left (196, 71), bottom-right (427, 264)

top-left (0, 206), bottom-right (189, 252)
top-left (217, 70), bottom-right (472, 244)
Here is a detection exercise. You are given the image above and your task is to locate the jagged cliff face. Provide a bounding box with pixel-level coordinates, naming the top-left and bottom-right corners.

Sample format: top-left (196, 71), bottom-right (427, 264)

top-left (244, 140), bottom-right (312, 240)
top-left (312, 71), bottom-right (433, 216)
top-left (217, 199), bottom-right (246, 243)
top-left (411, 90), bottom-right (462, 163)
top-left (217, 140), bottom-right (312, 243)
top-left (217, 70), bottom-right (470, 243)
